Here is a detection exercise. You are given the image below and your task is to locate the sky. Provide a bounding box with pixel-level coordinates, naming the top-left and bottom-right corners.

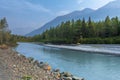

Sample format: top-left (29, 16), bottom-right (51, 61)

top-left (0, 0), bottom-right (115, 35)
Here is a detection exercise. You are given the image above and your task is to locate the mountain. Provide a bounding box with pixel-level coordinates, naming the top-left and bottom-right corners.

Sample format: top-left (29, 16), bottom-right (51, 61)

top-left (26, 0), bottom-right (120, 36)
top-left (26, 8), bottom-right (94, 36)
top-left (88, 0), bottom-right (120, 21)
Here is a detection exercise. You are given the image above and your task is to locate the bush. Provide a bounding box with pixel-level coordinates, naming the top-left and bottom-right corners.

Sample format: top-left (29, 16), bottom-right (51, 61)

top-left (22, 76), bottom-right (32, 80)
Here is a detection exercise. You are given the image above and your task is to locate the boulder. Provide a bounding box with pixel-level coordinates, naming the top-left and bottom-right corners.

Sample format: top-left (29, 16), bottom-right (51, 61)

top-left (39, 62), bottom-right (48, 68)
top-left (63, 77), bottom-right (72, 80)
top-left (33, 60), bottom-right (39, 66)
top-left (39, 62), bottom-right (51, 71)
top-left (53, 72), bottom-right (61, 79)
top-left (53, 69), bottom-right (60, 72)
top-left (28, 57), bottom-right (34, 63)
top-left (38, 62), bottom-right (44, 68)
top-left (62, 72), bottom-right (73, 77)
top-left (72, 76), bottom-right (84, 80)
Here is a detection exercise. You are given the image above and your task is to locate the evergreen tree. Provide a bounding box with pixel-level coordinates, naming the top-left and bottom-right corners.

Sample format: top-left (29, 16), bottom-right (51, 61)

top-left (88, 17), bottom-right (95, 37)
top-left (104, 16), bottom-right (112, 37)
top-left (33, 16), bottom-right (120, 44)
top-left (0, 17), bottom-right (11, 44)
top-left (81, 18), bottom-right (88, 38)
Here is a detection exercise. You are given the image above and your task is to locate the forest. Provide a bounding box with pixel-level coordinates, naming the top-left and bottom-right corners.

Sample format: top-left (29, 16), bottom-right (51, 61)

top-left (1, 16), bottom-right (120, 45)
top-left (0, 17), bottom-right (29, 46)
top-left (32, 16), bottom-right (120, 44)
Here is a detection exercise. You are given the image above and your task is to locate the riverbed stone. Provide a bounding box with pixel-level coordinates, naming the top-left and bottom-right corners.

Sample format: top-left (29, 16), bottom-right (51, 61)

top-left (0, 47), bottom-right (84, 80)
top-left (62, 72), bottom-right (73, 77)
top-left (28, 57), bottom-right (34, 63)
top-left (63, 77), bottom-right (72, 80)
top-left (72, 76), bottom-right (84, 80)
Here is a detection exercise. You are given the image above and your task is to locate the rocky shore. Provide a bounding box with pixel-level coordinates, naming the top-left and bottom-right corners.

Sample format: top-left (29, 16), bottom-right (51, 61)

top-left (0, 47), bottom-right (84, 80)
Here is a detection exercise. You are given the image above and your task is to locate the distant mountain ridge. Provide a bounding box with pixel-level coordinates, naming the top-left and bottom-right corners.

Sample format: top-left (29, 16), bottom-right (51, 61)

top-left (26, 0), bottom-right (120, 36)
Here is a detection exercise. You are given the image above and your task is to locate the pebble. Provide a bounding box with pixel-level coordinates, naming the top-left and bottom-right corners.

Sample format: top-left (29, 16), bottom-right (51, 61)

top-left (0, 47), bottom-right (84, 80)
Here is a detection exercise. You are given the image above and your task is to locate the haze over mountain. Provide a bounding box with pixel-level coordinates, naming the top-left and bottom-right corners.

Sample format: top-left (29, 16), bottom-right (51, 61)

top-left (26, 8), bottom-right (95, 36)
top-left (26, 0), bottom-right (120, 36)
top-left (0, 0), bottom-right (114, 35)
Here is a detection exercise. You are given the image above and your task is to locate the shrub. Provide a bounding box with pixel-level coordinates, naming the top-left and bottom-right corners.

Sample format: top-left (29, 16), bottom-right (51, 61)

top-left (22, 76), bottom-right (32, 80)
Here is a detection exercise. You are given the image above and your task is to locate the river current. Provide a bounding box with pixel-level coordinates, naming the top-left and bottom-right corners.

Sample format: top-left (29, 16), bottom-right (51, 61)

top-left (15, 42), bottom-right (120, 80)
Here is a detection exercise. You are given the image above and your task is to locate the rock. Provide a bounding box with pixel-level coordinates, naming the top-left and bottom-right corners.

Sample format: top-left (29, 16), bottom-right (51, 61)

top-left (0, 44), bottom-right (8, 49)
top-left (0, 47), bottom-right (58, 80)
top-left (20, 54), bottom-right (26, 58)
top-left (17, 54), bottom-right (21, 56)
top-left (62, 72), bottom-right (73, 77)
top-left (63, 77), bottom-right (72, 80)
top-left (72, 76), bottom-right (84, 80)
top-left (13, 65), bottom-right (16, 68)
top-left (39, 62), bottom-right (47, 68)
top-left (53, 69), bottom-right (60, 72)
top-left (33, 60), bottom-right (39, 66)
top-left (52, 72), bottom-right (61, 79)
top-left (44, 62), bottom-right (49, 66)
top-left (28, 57), bottom-right (34, 63)
top-left (40, 62), bottom-right (43, 64)
top-left (38, 62), bottom-right (44, 68)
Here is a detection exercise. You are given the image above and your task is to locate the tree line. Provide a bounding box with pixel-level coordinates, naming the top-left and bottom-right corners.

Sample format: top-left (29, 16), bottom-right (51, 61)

top-left (0, 17), bottom-right (11, 44)
top-left (1, 16), bottom-right (120, 45)
top-left (0, 17), bottom-right (29, 46)
top-left (32, 16), bottom-right (120, 44)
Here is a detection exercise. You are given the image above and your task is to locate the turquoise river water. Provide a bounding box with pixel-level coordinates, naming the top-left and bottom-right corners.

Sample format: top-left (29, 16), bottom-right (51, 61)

top-left (15, 42), bottom-right (120, 80)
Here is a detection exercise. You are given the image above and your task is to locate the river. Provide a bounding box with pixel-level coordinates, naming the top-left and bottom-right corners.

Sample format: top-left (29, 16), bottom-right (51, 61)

top-left (15, 42), bottom-right (120, 80)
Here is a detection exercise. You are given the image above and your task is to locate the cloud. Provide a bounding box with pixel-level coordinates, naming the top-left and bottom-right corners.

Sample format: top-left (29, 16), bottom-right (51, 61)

top-left (0, 0), bottom-right (51, 13)
top-left (0, 0), bottom-right (53, 35)
top-left (23, 1), bottom-right (50, 13)
top-left (76, 0), bottom-right (115, 9)
top-left (77, 0), bottom-right (83, 4)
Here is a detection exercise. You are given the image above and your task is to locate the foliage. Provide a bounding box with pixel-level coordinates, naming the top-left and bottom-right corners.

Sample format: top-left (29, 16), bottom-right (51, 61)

top-left (0, 17), bottom-right (11, 44)
top-left (22, 76), bottom-right (32, 80)
top-left (32, 16), bottom-right (120, 44)
top-left (0, 17), bottom-right (31, 46)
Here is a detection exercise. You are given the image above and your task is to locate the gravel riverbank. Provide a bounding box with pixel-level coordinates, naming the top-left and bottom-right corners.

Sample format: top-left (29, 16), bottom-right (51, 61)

top-left (0, 47), bottom-right (56, 80)
top-left (0, 47), bottom-right (84, 80)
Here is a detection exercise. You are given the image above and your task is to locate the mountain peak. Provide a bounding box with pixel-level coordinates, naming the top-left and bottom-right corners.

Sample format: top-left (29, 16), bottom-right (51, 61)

top-left (102, 0), bottom-right (120, 8)
top-left (26, 0), bottom-right (120, 36)
top-left (68, 8), bottom-right (94, 17)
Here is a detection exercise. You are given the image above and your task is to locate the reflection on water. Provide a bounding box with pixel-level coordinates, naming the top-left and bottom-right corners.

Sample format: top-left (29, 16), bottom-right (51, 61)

top-left (16, 42), bottom-right (120, 80)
